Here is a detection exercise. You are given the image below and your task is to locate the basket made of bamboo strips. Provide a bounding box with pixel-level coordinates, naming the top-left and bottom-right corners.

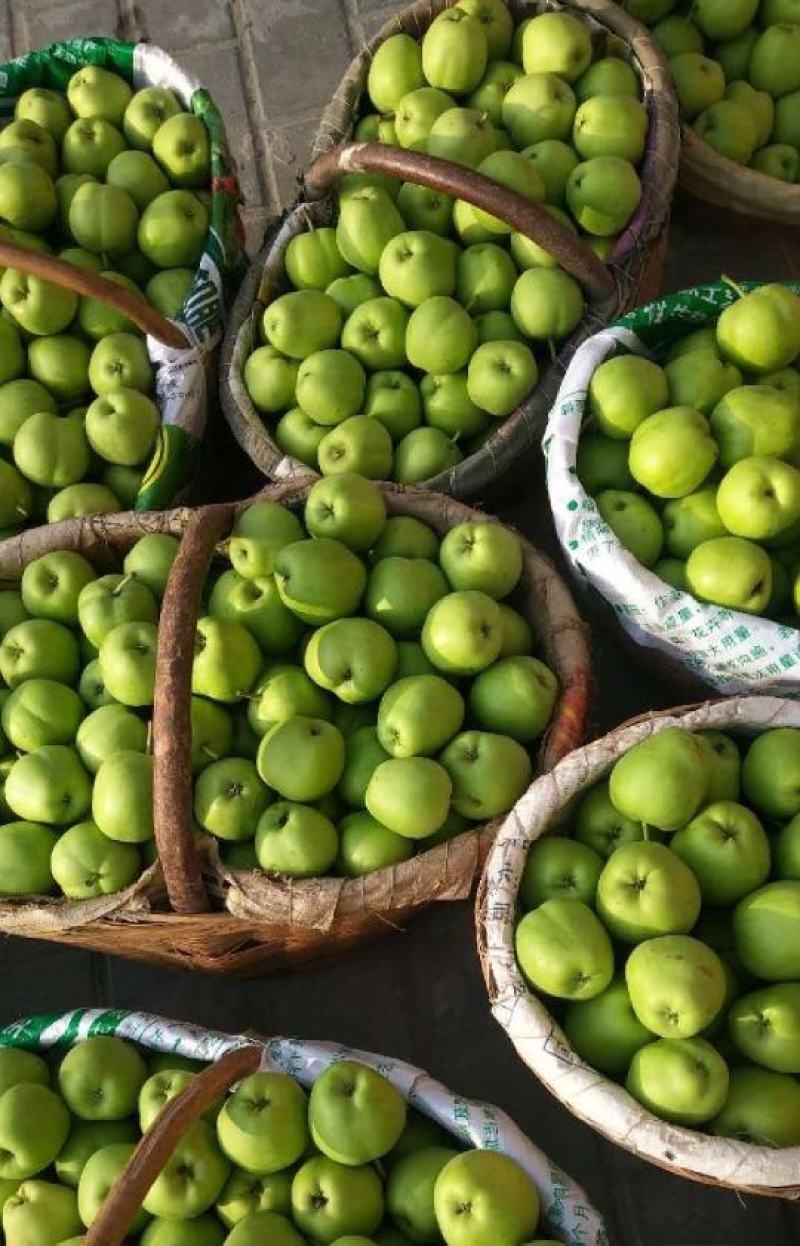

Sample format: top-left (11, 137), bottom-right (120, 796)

top-left (220, 0), bottom-right (679, 502)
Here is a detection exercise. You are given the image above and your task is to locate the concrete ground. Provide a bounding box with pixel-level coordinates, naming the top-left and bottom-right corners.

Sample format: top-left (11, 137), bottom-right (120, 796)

top-left (3, 3), bottom-right (800, 1244)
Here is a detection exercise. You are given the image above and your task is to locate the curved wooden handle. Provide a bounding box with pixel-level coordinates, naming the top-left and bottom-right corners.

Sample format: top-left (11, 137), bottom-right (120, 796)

top-left (0, 241), bottom-right (190, 349)
top-left (305, 141), bottom-right (615, 303)
top-left (84, 1044), bottom-right (262, 1246)
top-left (153, 503), bottom-right (236, 914)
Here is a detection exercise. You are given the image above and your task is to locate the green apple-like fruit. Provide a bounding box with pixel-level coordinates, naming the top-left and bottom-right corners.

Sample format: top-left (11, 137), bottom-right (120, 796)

top-left (12, 411), bottom-right (90, 488)
top-left (371, 516), bottom-right (438, 563)
top-left (365, 557), bottom-right (448, 638)
top-left (377, 674), bottom-right (464, 758)
top-left (730, 982), bottom-right (800, 1073)
top-left (596, 490), bottom-right (663, 566)
top-left (88, 331), bottom-right (153, 396)
top-left (216, 1166), bottom-right (292, 1227)
top-left (3, 1179), bottom-right (81, 1244)
top-left (694, 100), bottom-right (758, 163)
top-left (123, 534), bottom-right (179, 601)
top-left (274, 538), bottom-right (367, 624)
top-left (296, 349), bottom-right (366, 427)
top-left (420, 372), bottom-right (486, 439)
top-left (2, 679), bottom-right (84, 751)
top-left (229, 502), bottom-right (304, 580)
top-left (137, 189), bottom-right (208, 269)
top-left (68, 181), bottom-right (139, 257)
top-left (142, 1120), bottom-right (229, 1218)
top-left (752, 141), bottom-right (799, 182)
top-left (710, 384), bottom-right (800, 466)
top-left (405, 295), bottom-right (478, 374)
top-left (421, 590), bottom-right (503, 675)
top-left (285, 228), bottom-right (350, 293)
top-left (516, 896), bottom-right (614, 999)
top-left (440, 729), bottom-right (532, 819)
top-left (665, 350), bottom-right (741, 415)
top-left (27, 335), bottom-right (91, 402)
top-left (67, 65), bottom-right (131, 124)
top-left (78, 573), bottom-right (158, 649)
top-left (520, 835), bottom-right (603, 909)
top-left (305, 618), bottom-right (397, 704)
top-left (58, 1035), bottom-right (147, 1121)
top-left (502, 72), bottom-right (577, 148)
top-left (75, 705), bottom-right (147, 774)
top-left (626, 1036), bottom-right (729, 1125)
top-left (717, 284), bottom-right (800, 375)
top-left (274, 408), bottom-right (324, 468)
top-left (257, 716), bottom-right (345, 801)
top-left (5, 744), bottom-right (91, 826)
top-left (466, 340), bottom-right (537, 417)
top-left (392, 427), bottom-right (463, 485)
top-left (98, 620), bottom-right (159, 706)
top-left (574, 780), bottom-right (645, 859)
top-left (92, 749), bottom-right (153, 843)
top-left (629, 406), bottom-right (718, 499)
top-left (395, 182), bottom-right (454, 236)
top-left (379, 230), bottom-right (458, 308)
top-left (710, 1066), bottom-right (800, 1147)
top-left (573, 95), bottom-right (647, 162)
top-left (0, 822), bottom-right (57, 895)
top-left (55, 1118), bottom-right (138, 1189)
top-left (309, 1060), bottom-right (406, 1165)
top-left (337, 810), bottom-right (413, 875)
top-left (467, 62), bottom-right (522, 129)
top-left (510, 267), bottom-right (584, 339)
top-left (123, 86), bottom-right (182, 150)
top-left (670, 52), bottom-right (725, 118)
top-left (217, 1072), bottom-right (308, 1174)
top-left (0, 160), bottom-right (57, 231)
top-left (193, 757), bottom-right (270, 842)
top-left (318, 415), bottom-right (394, 479)
top-left (469, 656), bottom-right (557, 743)
top-left (85, 389), bottom-right (159, 467)
top-left (387, 1145), bottom-right (456, 1242)
top-left (0, 378), bottom-right (56, 446)
top-left (20, 551), bottom-right (94, 625)
top-left (434, 1150), bottom-right (539, 1246)
top-left (597, 840), bottom-right (701, 943)
top-left (439, 520), bottom-right (522, 597)
top-left (338, 727), bottom-right (390, 807)
top-left (62, 117), bottom-right (127, 178)
top-left (0, 618), bottom-right (80, 688)
top-left (422, 9), bottom-right (488, 94)
top-left (363, 371), bottom-right (422, 441)
top-left (291, 1155), bottom-right (384, 1243)
top-left (367, 34), bottom-right (424, 112)
top-left (192, 617), bottom-right (261, 702)
top-left (651, 15), bottom-right (703, 59)
top-left (255, 800), bottom-right (338, 877)
top-left (341, 297), bottom-right (409, 371)
top-left (244, 346), bottom-right (298, 415)
top-left (749, 23), bottom-right (800, 96)
top-left (717, 456), bottom-right (800, 541)
top-left (609, 727), bottom-right (709, 831)
top-left (626, 935), bottom-right (726, 1038)
top-left (566, 155), bottom-right (641, 235)
top-left (1, 267), bottom-right (77, 335)
top-left (563, 977), bottom-right (651, 1077)
top-left (152, 112), bottom-right (210, 187)
top-left (337, 186), bottom-right (405, 276)
top-left (209, 570), bottom-right (303, 655)
top-left (247, 665), bottom-right (331, 737)
top-left (671, 800), bottom-right (770, 906)
top-left (734, 879), bottom-right (800, 979)
top-left (48, 483), bottom-right (122, 524)
top-left (394, 86), bottom-right (455, 150)
top-left (662, 488), bottom-right (726, 559)
top-left (686, 536), bottom-right (772, 613)
top-left (78, 1141), bottom-right (149, 1231)
top-left (365, 756), bottom-right (452, 839)
top-left (725, 80), bottom-right (773, 149)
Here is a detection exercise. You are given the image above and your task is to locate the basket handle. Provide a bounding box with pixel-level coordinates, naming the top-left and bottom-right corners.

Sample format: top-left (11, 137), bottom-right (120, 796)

top-left (84, 1043), bottom-right (262, 1246)
top-left (304, 141), bottom-right (615, 303)
top-left (153, 503), bottom-right (236, 914)
top-left (0, 240), bottom-right (190, 350)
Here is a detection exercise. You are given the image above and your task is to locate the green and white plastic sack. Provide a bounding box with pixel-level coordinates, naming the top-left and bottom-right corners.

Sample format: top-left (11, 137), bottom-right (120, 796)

top-left (545, 281), bottom-right (800, 695)
top-left (0, 38), bottom-right (244, 510)
top-left (0, 1008), bottom-right (608, 1246)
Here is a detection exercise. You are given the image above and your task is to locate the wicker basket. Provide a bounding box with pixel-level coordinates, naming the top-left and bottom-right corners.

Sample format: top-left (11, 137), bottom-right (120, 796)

top-left (477, 695), bottom-right (800, 1196)
top-left (220, 0), bottom-right (679, 503)
top-left (680, 128), bottom-right (800, 226)
top-left (0, 37), bottom-right (243, 537)
top-left (0, 484), bottom-right (590, 976)
top-left (0, 1008), bottom-right (608, 1246)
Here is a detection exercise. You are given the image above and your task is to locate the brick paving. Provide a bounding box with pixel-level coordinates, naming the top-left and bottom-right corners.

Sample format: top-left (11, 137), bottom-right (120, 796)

top-left (2, 0), bottom-right (402, 250)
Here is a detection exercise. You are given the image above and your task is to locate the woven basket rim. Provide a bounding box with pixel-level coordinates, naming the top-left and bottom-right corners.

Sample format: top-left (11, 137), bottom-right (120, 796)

top-left (680, 125), bottom-right (800, 226)
top-left (477, 694), bottom-right (800, 1195)
top-left (219, 0), bottom-right (679, 500)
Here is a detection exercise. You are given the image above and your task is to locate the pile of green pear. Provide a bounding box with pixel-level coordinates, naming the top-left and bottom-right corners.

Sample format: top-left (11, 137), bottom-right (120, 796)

top-left (192, 474), bottom-right (557, 879)
top-left (0, 65), bottom-right (211, 536)
top-left (578, 281), bottom-right (800, 617)
top-left (0, 1033), bottom-right (559, 1245)
top-left (0, 532), bottom-right (179, 899)
top-left (516, 722), bottom-right (800, 1142)
top-left (627, 0), bottom-right (800, 181)
top-left (247, 3), bottom-right (648, 482)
